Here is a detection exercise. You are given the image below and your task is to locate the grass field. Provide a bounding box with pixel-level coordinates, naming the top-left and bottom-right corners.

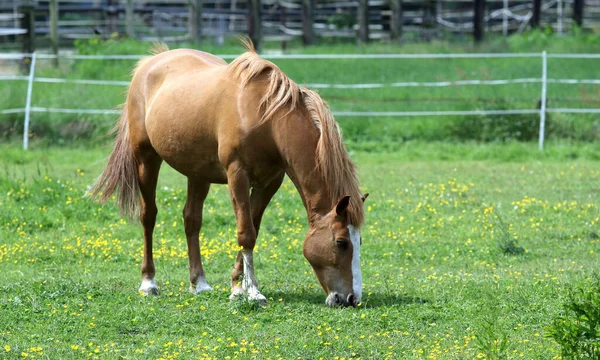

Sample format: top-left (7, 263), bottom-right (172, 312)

top-left (1, 142), bottom-right (599, 359)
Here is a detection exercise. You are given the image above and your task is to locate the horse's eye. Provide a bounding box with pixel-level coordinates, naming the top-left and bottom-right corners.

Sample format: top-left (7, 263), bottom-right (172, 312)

top-left (336, 239), bottom-right (349, 250)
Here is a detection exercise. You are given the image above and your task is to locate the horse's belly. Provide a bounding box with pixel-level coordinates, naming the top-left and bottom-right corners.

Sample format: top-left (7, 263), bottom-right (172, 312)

top-left (147, 123), bottom-right (227, 183)
top-left (144, 79), bottom-right (231, 182)
top-left (163, 153), bottom-right (228, 184)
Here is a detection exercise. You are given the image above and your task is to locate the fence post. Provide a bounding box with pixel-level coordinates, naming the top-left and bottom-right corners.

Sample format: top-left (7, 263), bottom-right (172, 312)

top-left (126, 0), bottom-right (134, 38)
top-left (532, 0), bottom-right (541, 28)
top-left (573, 0), bottom-right (583, 27)
top-left (390, 0), bottom-right (403, 41)
top-left (302, 0), bottom-right (315, 45)
top-left (189, 0), bottom-right (202, 42)
top-left (247, 0), bottom-right (262, 51)
top-left (557, 0), bottom-right (563, 34)
top-left (538, 50), bottom-right (547, 151)
top-left (106, 0), bottom-right (118, 35)
top-left (358, 0), bottom-right (369, 43)
top-left (23, 52), bottom-right (37, 151)
top-left (473, 0), bottom-right (485, 43)
top-left (280, 6), bottom-right (287, 49)
top-left (19, 1), bottom-right (35, 71)
top-left (502, 0), bottom-right (508, 35)
top-left (50, 0), bottom-right (59, 67)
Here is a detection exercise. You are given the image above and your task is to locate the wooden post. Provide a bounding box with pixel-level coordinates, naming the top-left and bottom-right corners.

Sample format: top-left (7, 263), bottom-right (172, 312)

top-left (390, 0), bottom-right (402, 41)
top-left (423, 0), bottom-right (435, 27)
top-left (19, 1), bottom-right (35, 71)
top-left (216, 0), bottom-right (225, 45)
top-left (50, 0), bottom-right (59, 67)
top-left (247, 0), bottom-right (262, 51)
top-left (280, 6), bottom-right (287, 49)
top-left (422, 0), bottom-right (436, 40)
top-left (573, 0), bottom-right (583, 27)
top-left (473, 0), bottom-right (485, 43)
top-left (557, 0), bottom-right (563, 34)
top-left (126, 0), bottom-right (134, 38)
top-left (357, 0), bottom-right (369, 43)
top-left (302, 0), bottom-right (315, 46)
top-left (189, 0), bottom-right (202, 42)
top-left (106, 0), bottom-right (118, 35)
top-left (531, 0), bottom-right (541, 28)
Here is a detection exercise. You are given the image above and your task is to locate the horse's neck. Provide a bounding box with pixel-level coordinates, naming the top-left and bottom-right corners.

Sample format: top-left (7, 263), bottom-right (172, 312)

top-left (274, 113), bottom-right (333, 223)
top-left (290, 166), bottom-right (332, 224)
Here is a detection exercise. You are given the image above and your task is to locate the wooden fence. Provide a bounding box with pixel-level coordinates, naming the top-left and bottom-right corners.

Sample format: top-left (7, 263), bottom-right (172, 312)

top-left (1, 0), bottom-right (600, 52)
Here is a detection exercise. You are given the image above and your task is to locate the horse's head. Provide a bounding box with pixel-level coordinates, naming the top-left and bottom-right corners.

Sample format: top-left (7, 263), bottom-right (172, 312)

top-left (303, 194), bottom-right (368, 307)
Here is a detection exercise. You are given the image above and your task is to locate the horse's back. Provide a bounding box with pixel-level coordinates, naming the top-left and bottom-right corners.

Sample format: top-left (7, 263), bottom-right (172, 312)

top-left (131, 48), bottom-right (227, 104)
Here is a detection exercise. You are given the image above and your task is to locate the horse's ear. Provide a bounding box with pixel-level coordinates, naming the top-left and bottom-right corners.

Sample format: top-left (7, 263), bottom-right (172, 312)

top-left (361, 193), bottom-right (369, 203)
top-left (335, 195), bottom-right (351, 217)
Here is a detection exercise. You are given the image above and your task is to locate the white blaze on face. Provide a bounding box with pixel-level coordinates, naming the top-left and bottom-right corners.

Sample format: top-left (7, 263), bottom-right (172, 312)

top-left (348, 224), bottom-right (362, 302)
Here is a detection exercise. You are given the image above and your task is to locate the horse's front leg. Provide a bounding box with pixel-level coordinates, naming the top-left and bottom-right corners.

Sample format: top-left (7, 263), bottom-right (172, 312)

top-left (230, 172), bottom-right (284, 303)
top-left (226, 161), bottom-right (266, 305)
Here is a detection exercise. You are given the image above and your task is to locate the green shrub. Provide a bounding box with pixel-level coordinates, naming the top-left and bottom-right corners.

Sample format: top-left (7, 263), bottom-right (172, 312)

top-left (547, 276), bottom-right (600, 359)
top-left (447, 96), bottom-right (555, 142)
top-left (451, 114), bottom-right (542, 142)
top-left (328, 11), bottom-right (356, 30)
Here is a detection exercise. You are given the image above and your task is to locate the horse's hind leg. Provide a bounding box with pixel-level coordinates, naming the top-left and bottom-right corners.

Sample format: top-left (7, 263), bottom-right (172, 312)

top-left (230, 172), bottom-right (284, 303)
top-left (184, 179), bottom-right (212, 294)
top-left (250, 172), bottom-right (284, 234)
top-left (135, 147), bottom-right (162, 295)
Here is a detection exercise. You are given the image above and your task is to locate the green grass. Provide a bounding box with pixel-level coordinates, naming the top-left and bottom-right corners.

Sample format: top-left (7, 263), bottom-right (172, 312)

top-left (1, 142), bottom-right (599, 358)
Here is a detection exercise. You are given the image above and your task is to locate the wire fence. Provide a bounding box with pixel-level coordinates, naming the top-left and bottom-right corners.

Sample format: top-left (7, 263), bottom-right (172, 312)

top-left (1, 51), bottom-right (599, 150)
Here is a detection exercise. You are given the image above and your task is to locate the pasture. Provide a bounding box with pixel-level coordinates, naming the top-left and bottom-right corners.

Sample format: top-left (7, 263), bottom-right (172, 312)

top-left (1, 33), bottom-right (600, 359)
top-left (1, 142), bottom-right (599, 359)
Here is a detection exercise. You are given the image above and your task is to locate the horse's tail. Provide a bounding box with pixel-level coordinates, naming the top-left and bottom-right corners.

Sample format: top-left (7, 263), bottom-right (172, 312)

top-left (88, 104), bottom-right (140, 218)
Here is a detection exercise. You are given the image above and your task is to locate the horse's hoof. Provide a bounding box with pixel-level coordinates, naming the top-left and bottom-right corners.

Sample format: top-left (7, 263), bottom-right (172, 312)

top-left (190, 284), bottom-right (213, 294)
top-left (248, 293), bottom-right (268, 307)
top-left (229, 288), bottom-right (245, 301)
top-left (190, 278), bottom-right (213, 294)
top-left (139, 279), bottom-right (159, 296)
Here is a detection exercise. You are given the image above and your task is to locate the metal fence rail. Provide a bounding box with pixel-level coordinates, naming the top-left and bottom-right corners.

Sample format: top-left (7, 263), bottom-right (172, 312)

top-left (1, 51), bottom-right (599, 150)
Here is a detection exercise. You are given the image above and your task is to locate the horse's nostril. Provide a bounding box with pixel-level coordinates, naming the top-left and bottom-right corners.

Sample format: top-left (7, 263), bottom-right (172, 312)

top-left (333, 293), bottom-right (341, 304)
top-left (347, 294), bottom-right (356, 307)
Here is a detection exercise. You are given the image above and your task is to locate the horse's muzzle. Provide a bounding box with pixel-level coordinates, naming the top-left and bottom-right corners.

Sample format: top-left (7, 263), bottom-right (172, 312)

top-left (326, 292), bottom-right (359, 308)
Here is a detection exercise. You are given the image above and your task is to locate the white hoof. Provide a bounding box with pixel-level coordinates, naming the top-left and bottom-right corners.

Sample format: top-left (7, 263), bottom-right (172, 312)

top-left (229, 288), bottom-right (246, 301)
top-left (248, 290), bottom-right (268, 306)
top-left (139, 279), bottom-right (158, 296)
top-left (190, 277), bottom-right (213, 294)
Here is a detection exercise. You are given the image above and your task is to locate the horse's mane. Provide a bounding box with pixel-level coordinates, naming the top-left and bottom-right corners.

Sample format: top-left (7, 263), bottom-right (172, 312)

top-left (227, 39), bottom-right (364, 227)
top-left (150, 42), bottom-right (170, 55)
top-left (228, 38), bottom-right (301, 122)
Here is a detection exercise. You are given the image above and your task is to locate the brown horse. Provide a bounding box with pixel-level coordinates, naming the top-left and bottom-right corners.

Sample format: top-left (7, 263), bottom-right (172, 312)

top-left (90, 40), bottom-right (367, 307)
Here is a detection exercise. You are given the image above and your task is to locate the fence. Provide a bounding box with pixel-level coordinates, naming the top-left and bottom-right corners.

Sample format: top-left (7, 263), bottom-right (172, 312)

top-left (2, 0), bottom-right (600, 47)
top-left (1, 51), bottom-right (599, 150)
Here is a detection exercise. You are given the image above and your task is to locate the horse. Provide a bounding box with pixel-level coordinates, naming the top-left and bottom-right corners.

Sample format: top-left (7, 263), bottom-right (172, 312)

top-left (89, 40), bottom-right (368, 307)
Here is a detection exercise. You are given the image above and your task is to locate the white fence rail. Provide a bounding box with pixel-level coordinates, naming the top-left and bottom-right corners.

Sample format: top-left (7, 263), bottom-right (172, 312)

top-left (1, 51), bottom-right (599, 150)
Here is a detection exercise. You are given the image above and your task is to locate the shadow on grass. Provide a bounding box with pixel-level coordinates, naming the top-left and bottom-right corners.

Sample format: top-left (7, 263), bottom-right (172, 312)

top-left (361, 294), bottom-right (430, 308)
top-left (266, 289), bottom-right (429, 308)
